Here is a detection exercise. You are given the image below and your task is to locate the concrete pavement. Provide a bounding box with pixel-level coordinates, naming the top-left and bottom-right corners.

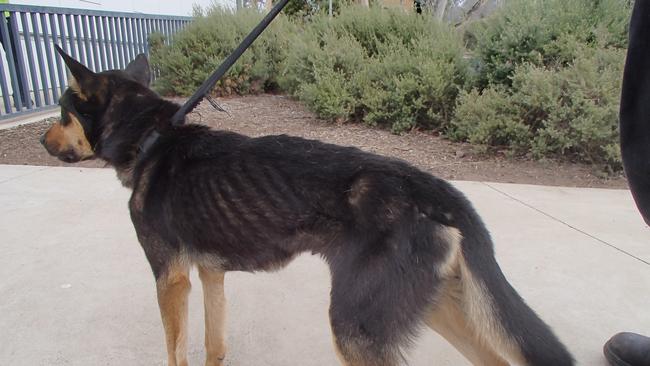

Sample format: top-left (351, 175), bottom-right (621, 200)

top-left (0, 164), bottom-right (648, 365)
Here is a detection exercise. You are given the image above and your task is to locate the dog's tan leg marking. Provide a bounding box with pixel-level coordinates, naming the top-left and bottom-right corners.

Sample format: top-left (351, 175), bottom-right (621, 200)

top-left (426, 280), bottom-right (510, 366)
top-left (426, 225), bottom-right (511, 366)
top-left (157, 261), bottom-right (191, 366)
top-left (198, 266), bottom-right (227, 366)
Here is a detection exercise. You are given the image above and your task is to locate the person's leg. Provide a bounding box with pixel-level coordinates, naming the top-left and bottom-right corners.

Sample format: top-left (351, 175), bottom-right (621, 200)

top-left (605, 1), bottom-right (650, 365)
top-left (620, 0), bottom-right (650, 226)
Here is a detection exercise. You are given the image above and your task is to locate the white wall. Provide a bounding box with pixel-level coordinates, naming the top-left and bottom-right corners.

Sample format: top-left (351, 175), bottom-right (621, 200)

top-left (9, 0), bottom-right (229, 17)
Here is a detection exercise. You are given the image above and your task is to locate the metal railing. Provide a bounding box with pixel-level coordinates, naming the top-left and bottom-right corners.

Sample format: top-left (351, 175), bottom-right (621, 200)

top-left (0, 4), bottom-right (192, 119)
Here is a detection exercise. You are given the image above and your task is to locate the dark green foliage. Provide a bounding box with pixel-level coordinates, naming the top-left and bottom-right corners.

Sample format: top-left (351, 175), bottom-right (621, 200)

top-left (451, 0), bottom-right (632, 171)
top-left (281, 6), bottom-right (467, 133)
top-left (451, 46), bottom-right (625, 170)
top-left (151, 0), bottom-right (632, 171)
top-left (150, 7), bottom-right (295, 96)
top-left (467, 0), bottom-right (631, 88)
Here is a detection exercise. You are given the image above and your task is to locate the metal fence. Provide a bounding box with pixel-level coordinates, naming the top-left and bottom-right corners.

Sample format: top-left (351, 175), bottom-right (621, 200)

top-left (0, 4), bottom-right (192, 119)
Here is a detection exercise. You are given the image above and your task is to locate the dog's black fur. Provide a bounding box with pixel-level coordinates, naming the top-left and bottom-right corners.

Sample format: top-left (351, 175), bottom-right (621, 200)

top-left (42, 46), bottom-right (573, 366)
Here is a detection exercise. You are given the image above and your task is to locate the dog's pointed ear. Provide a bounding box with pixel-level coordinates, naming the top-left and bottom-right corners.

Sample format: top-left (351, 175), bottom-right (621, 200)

top-left (125, 54), bottom-right (151, 87)
top-left (54, 44), bottom-right (96, 100)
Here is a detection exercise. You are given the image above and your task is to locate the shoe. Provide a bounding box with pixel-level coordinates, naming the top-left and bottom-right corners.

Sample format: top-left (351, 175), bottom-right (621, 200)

top-left (604, 332), bottom-right (650, 366)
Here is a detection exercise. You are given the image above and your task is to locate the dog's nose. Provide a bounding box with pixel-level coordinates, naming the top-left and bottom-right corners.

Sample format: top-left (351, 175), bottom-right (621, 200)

top-left (39, 134), bottom-right (45, 145)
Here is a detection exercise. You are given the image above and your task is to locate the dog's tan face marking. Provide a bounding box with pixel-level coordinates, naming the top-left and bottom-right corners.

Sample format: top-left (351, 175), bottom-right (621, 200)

top-left (41, 112), bottom-right (94, 163)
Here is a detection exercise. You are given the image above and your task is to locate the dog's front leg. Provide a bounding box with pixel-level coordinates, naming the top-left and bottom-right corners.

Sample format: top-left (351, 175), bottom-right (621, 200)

top-left (156, 262), bottom-right (191, 366)
top-left (198, 266), bottom-right (227, 366)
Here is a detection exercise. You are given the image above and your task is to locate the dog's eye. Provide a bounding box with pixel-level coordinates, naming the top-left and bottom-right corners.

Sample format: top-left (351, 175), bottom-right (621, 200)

top-left (81, 113), bottom-right (93, 120)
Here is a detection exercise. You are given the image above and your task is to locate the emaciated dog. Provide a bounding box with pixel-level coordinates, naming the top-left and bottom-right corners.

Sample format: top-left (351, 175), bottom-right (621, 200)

top-left (41, 46), bottom-right (574, 366)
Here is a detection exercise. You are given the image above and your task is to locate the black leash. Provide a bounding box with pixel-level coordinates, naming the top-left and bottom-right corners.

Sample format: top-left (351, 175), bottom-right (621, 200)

top-left (138, 0), bottom-right (290, 157)
top-left (171, 0), bottom-right (290, 126)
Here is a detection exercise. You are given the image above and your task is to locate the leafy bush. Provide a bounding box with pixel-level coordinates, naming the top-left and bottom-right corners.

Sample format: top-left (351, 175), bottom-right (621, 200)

top-left (279, 27), bottom-right (366, 120)
top-left (448, 0), bottom-right (631, 171)
top-left (150, 7), bottom-right (295, 96)
top-left (466, 0), bottom-right (631, 89)
top-left (150, 1), bottom-right (631, 171)
top-left (450, 88), bottom-right (529, 148)
top-left (529, 47), bottom-right (625, 169)
top-left (451, 45), bottom-right (625, 170)
top-left (280, 6), bottom-right (467, 133)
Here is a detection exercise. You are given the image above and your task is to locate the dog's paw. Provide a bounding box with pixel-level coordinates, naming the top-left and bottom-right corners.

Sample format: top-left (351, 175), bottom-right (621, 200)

top-left (205, 354), bottom-right (226, 366)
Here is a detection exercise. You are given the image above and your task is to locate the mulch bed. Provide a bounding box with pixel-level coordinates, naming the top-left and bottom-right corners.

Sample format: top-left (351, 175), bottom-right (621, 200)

top-left (0, 94), bottom-right (627, 189)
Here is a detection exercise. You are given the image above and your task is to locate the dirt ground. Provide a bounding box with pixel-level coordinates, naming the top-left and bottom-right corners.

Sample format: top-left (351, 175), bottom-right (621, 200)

top-left (0, 94), bottom-right (627, 189)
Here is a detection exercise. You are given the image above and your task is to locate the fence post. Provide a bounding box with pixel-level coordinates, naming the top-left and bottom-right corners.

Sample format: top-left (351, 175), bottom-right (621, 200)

top-left (21, 12), bottom-right (42, 107)
top-left (0, 4), bottom-right (192, 118)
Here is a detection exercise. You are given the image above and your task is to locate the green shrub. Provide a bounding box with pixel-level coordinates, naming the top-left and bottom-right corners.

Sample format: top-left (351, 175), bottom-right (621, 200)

top-left (451, 45), bottom-right (625, 170)
top-left (279, 27), bottom-right (366, 98)
top-left (467, 0), bottom-right (631, 88)
top-left (529, 47), bottom-right (624, 169)
top-left (298, 68), bottom-right (356, 120)
top-left (150, 2), bottom-right (630, 171)
top-left (449, 0), bottom-right (631, 171)
top-left (280, 6), bottom-right (467, 133)
top-left (150, 7), bottom-right (295, 96)
top-left (450, 88), bottom-right (529, 149)
top-left (354, 36), bottom-right (463, 132)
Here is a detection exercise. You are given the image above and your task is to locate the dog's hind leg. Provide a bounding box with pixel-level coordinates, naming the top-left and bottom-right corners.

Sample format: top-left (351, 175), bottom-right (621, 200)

top-left (327, 237), bottom-right (438, 366)
top-left (198, 266), bottom-right (227, 366)
top-left (329, 325), bottom-right (398, 366)
top-left (327, 262), bottom-right (406, 366)
top-left (425, 275), bottom-right (510, 366)
top-left (416, 224), bottom-right (510, 365)
top-left (156, 259), bottom-right (191, 366)
top-left (426, 236), bottom-right (573, 366)
top-left (330, 333), bottom-right (382, 366)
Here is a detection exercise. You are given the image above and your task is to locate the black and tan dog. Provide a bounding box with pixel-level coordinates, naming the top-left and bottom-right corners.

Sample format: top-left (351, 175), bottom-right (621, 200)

top-left (41, 46), bottom-right (574, 366)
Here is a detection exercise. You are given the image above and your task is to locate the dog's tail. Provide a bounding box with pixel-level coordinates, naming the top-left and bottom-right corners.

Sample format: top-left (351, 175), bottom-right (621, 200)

top-left (453, 211), bottom-right (575, 366)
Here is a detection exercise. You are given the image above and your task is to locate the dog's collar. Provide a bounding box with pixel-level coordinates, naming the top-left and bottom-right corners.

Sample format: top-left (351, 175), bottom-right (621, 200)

top-left (137, 129), bottom-right (161, 161)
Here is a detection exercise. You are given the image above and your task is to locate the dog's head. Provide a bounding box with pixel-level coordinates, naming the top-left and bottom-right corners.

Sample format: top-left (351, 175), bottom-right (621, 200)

top-left (41, 46), bottom-right (153, 163)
